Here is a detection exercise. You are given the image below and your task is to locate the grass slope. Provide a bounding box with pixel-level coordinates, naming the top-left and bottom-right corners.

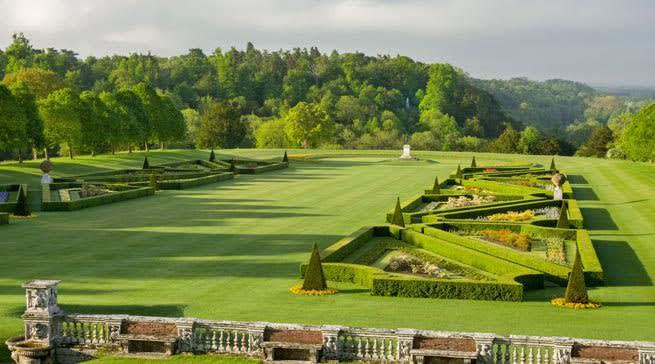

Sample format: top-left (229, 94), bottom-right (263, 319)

top-left (0, 150), bottom-right (653, 361)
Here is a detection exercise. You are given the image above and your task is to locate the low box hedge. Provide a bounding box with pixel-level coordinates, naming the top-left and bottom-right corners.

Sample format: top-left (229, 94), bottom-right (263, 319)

top-left (371, 275), bottom-right (523, 301)
top-left (41, 184), bottom-right (154, 211)
top-left (151, 172), bottom-right (233, 190)
top-left (234, 161), bottom-right (288, 174)
top-left (0, 184), bottom-right (25, 212)
top-left (576, 229), bottom-right (604, 285)
top-left (0, 212), bottom-right (8, 225)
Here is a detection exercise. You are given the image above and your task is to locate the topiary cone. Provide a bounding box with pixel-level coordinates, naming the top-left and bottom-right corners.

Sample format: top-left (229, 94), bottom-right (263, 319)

top-left (142, 156), bottom-right (150, 169)
top-left (456, 164), bottom-right (463, 178)
top-left (431, 176), bottom-right (440, 194)
top-left (471, 156), bottom-right (477, 168)
top-left (283, 150), bottom-right (289, 163)
top-left (209, 149), bottom-right (216, 162)
top-left (302, 243), bottom-right (327, 291)
top-left (556, 201), bottom-right (569, 229)
top-left (565, 249), bottom-right (589, 304)
top-left (14, 185), bottom-right (30, 216)
top-left (550, 157), bottom-right (556, 171)
top-left (390, 197), bottom-right (405, 227)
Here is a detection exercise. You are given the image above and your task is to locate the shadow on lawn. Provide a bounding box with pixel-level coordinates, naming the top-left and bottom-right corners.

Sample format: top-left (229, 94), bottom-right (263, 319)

top-left (593, 240), bottom-right (652, 286)
top-left (573, 187), bottom-right (599, 201)
top-left (567, 175), bottom-right (588, 184)
top-left (580, 208), bottom-right (619, 230)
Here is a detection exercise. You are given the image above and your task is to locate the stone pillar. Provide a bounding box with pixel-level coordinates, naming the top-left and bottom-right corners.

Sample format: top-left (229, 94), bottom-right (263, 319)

top-left (475, 335), bottom-right (495, 364)
top-left (553, 344), bottom-right (573, 364)
top-left (176, 320), bottom-right (195, 353)
top-left (639, 349), bottom-right (655, 364)
top-left (247, 323), bottom-right (267, 357)
top-left (396, 329), bottom-right (416, 364)
top-left (22, 280), bottom-right (61, 344)
top-left (320, 325), bottom-right (344, 361)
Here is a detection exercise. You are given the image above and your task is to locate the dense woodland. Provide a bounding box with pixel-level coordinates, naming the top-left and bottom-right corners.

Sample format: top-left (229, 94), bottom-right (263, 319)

top-left (1, 33), bottom-right (654, 162)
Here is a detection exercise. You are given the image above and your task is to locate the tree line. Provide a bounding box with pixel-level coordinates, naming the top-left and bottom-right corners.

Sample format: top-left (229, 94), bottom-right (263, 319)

top-left (0, 33), bottom-right (653, 162)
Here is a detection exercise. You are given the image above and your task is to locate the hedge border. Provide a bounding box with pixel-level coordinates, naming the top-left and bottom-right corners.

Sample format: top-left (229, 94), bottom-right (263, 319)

top-left (0, 184), bottom-right (25, 212)
top-left (41, 183), bottom-right (154, 211)
top-left (0, 212), bottom-right (8, 225)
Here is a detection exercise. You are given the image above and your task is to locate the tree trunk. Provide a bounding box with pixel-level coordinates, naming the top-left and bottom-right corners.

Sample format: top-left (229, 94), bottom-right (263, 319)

top-left (160, 140), bottom-right (164, 151)
top-left (68, 142), bottom-right (74, 160)
top-left (303, 138), bottom-right (309, 149)
top-left (128, 145), bottom-right (132, 153)
top-left (17, 149), bottom-right (23, 163)
top-left (44, 148), bottom-right (49, 160)
top-left (32, 148), bottom-right (38, 160)
top-left (91, 150), bottom-right (95, 157)
top-left (111, 146), bottom-right (115, 155)
top-left (145, 142), bottom-right (149, 152)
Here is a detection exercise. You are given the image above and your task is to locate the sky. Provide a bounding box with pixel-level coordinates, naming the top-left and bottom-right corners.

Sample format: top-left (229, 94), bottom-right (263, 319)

top-left (1, 0), bottom-right (654, 87)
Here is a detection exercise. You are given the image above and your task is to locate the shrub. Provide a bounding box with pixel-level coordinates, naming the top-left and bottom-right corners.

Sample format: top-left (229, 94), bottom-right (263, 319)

top-left (478, 229), bottom-right (531, 251)
top-left (209, 149), bottom-right (216, 162)
top-left (485, 210), bottom-right (534, 222)
top-left (456, 164), bottom-right (463, 179)
top-left (390, 197), bottom-right (405, 227)
top-left (283, 150), bottom-right (289, 163)
top-left (549, 157), bottom-right (556, 171)
top-left (564, 250), bottom-right (589, 304)
top-left (431, 176), bottom-right (440, 194)
top-left (471, 156), bottom-right (477, 168)
top-left (556, 201), bottom-right (570, 229)
top-left (13, 185), bottom-right (30, 216)
top-left (302, 243), bottom-right (327, 291)
top-left (142, 157), bottom-right (150, 169)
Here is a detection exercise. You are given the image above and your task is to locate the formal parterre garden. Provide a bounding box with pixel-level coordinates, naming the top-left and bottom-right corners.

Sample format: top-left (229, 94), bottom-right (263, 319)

top-left (0, 149), bottom-right (653, 361)
top-left (301, 160), bottom-right (602, 302)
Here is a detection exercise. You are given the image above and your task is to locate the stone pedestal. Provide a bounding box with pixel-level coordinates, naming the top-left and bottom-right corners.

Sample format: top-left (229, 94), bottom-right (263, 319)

top-left (553, 186), bottom-right (563, 200)
top-left (22, 280), bottom-right (61, 343)
top-left (398, 145), bottom-right (417, 160)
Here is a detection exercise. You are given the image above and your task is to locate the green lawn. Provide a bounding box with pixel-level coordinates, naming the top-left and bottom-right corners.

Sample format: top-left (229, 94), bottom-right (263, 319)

top-left (0, 149), bottom-right (654, 361)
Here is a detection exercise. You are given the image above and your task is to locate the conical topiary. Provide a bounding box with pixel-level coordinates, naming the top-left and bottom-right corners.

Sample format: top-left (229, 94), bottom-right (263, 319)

top-left (431, 176), bottom-right (440, 194)
top-left (390, 197), bottom-right (405, 227)
top-left (283, 150), bottom-right (289, 163)
top-left (14, 185), bottom-right (30, 216)
top-left (564, 249), bottom-right (589, 304)
top-left (149, 174), bottom-right (157, 189)
top-left (209, 149), bottom-right (216, 162)
top-left (556, 201), bottom-right (569, 229)
top-left (302, 243), bottom-right (327, 291)
top-left (471, 156), bottom-right (477, 168)
top-left (455, 164), bottom-right (463, 178)
top-left (229, 159), bottom-right (236, 172)
top-left (142, 157), bottom-right (150, 169)
top-left (549, 157), bottom-right (556, 171)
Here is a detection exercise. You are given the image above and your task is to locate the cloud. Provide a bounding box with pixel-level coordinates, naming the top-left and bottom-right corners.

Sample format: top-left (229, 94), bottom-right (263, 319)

top-left (0, 0), bottom-right (654, 86)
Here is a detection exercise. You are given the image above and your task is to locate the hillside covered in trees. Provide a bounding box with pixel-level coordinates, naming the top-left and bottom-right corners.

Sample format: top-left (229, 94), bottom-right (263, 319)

top-left (1, 33), bottom-right (653, 162)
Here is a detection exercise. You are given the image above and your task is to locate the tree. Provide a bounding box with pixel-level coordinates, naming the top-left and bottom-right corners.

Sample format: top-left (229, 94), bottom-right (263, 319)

top-left (114, 89), bottom-right (150, 152)
top-left (577, 126), bottom-right (613, 158)
top-left (142, 157), bottom-right (150, 169)
top-left (2, 67), bottom-right (67, 100)
top-left (282, 150), bottom-right (289, 163)
top-left (471, 156), bottom-right (477, 168)
top-left (79, 91), bottom-right (110, 156)
top-left (302, 243), bottom-right (327, 291)
top-left (284, 102), bottom-right (333, 148)
top-left (197, 101), bottom-right (245, 148)
top-left (455, 164), bottom-right (463, 179)
top-left (517, 126), bottom-right (541, 154)
top-left (564, 250), bottom-right (589, 304)
top-left (254, 118), bottom-right (288, 148)
top-left (565, 119), bottom-right (601, 148)
top-left (619, 103), bottom-right (655, 162)
top-left (488, 127), bottom-right (520, 153)
top-left (4, 33), bottom-right (34, 74)
top-left (38, 88), bottom-right (82, 159)
top-left (390, 197), bottom-right (405, 227)
top-left (181, 108), bottom-right (202, 147)
top-left (0, 85), bottom-right (28, 161)
top-left (550, 157), bottom-right (556, 171)
top-left (209, 149), bottom-right (216, 162)
top-left (9, 83), bottom-right (44, 160)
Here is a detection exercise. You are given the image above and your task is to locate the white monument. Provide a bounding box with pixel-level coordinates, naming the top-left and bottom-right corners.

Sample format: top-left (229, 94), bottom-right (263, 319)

top-left (398, 144), bottom-right (417, 160)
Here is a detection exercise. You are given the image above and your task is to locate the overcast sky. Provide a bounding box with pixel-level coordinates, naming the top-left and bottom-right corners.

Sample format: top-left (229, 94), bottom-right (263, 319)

top-left (1, 0), bottom-right (654, 87)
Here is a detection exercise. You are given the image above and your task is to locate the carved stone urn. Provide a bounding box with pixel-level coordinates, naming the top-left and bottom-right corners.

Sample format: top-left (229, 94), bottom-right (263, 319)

top-left (5, 336), bottom-right (53, 364)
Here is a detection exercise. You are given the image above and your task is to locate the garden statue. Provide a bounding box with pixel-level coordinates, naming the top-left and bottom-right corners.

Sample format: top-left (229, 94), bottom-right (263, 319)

top-left (551, 172), bottom-right (566, 200)
top-left (39, 161), bottom-right (53, 184)
top-left (398, 144), bottom-right (417, 160)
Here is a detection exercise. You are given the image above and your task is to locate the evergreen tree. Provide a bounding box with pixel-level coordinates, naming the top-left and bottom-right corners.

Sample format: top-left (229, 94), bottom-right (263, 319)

top-left (550, 157), bottom-right (556, 171)
top-left (431, 177), bottom-right (440, 194)
top-left (455, 164), bottom-right (463, 178)
top-left (302, 243), bottom-right (327, 291)
top-left (390, 197), bottom-right (405, 227)
top-left (556, 201), bottom-right (570, 229)
top-left (564, 250), bottom-right (589, 304)
top-left (283, 150), bottom-right (289, 163)
top-left (471, 156), bottom-right (477, 168)
top-left (209, 149), bottom-right (216, 162)
top-left (13, 185), bottom-right (30, 216)
top-left (142, 156), bottom-right (150, 169)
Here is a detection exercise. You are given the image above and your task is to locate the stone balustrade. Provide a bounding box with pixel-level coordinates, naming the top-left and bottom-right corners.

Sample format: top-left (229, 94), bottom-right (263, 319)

top-left (7, 281), bottom-right (655, 364)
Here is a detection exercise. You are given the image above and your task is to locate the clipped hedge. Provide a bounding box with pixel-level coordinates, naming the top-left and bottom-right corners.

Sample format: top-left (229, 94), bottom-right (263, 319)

top-left (0, 184), bottom-right (24, 212)
top-left (576, 229), bottom-right (604, 285)
top-left (0, 212), bottom-right (8, 225)
top-left (41, 184), bottom-right (154, 211)
top-left (153, 172), bottom-right (233, 190)
top-left (371, 275), bottom-right (523, 301)
top-left (234, 161), bottom-right (288, 174)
